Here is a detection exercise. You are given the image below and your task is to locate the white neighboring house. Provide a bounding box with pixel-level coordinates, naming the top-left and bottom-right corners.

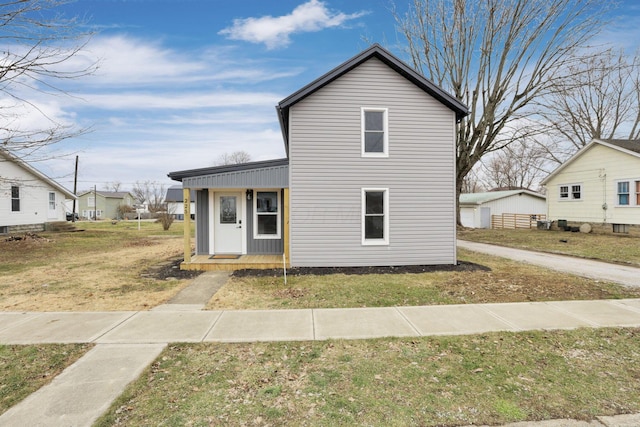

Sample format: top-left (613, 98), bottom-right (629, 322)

top-left (459, 190), bottom-right (547, 229)
top-left (541, 139), bottom-right (640, 232)
top-left (165, 185), bottom-right (195, 220)
top-left (0, 150), bottom-right (76, 234)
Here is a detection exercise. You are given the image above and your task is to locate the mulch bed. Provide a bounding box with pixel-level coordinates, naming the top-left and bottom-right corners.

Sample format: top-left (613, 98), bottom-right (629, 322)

top-left (142, 256), bottom-right (202, 280)
top-left (232, 261), bottom-right (490, 277)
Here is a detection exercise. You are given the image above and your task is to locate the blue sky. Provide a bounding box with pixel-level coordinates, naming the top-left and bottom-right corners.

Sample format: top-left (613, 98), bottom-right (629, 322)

top-left (24, 0), bottom-right (640, 192)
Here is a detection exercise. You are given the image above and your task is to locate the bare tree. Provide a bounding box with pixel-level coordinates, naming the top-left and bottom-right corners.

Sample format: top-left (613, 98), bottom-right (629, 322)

top-left (215, 150), bottom-right (251, 166)
top-left (0, 0), bottom-right (95, 159)
top-left (131, 180), bottom-right (166, 213)
top-left (460, 166), bottom-right (485, 194)
top-left (394, 0), bottom-right (609, 223)
top-left (104, 181), bottom-right (122, 192)
top-left (480, 140), bottom-right (548, 191)
top-left (532, 49), bottom-right (640, 164)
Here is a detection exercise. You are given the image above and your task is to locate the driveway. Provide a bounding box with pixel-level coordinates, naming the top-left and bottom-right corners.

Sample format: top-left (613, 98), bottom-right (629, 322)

top-left (457, 240), bottom-right (640, 287)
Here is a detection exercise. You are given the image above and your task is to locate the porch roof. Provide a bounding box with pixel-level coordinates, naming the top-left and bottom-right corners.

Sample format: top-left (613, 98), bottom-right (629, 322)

top-left (168, 158), bottom-right (289, 189)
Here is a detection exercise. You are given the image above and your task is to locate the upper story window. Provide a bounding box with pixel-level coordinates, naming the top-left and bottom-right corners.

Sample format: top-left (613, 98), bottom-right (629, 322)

top-left (88, 196), bottom-right (95, 208)
top-left (616, 180), bottom-right (640, 206)
top-left (559, 183), bottom-right (581, 201)
top-left (11, 185), bottom-right (20, 212)
top-left (254, 190), bottom-right (280, 238)
top-left (362, 188), bottom-right (389, 245)
top-left (361, 108), bottom-right (388, 157)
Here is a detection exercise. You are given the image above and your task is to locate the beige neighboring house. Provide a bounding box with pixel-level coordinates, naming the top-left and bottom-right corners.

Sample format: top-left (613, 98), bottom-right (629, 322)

top-left (0, 150), bottom-right (76, 234)
top-left (541, 139), bottom-right (640, 233)
top-left (77, 190), bottom-right (136, 220)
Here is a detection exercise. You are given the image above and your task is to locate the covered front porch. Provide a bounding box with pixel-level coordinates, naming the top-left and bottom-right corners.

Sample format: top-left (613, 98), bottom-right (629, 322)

top-left (168, 159), bottom-right (290, 272)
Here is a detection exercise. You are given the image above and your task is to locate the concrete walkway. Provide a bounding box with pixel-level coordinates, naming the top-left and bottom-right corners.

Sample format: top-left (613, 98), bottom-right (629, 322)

top-left (457, 240), bottom-right (640, 287)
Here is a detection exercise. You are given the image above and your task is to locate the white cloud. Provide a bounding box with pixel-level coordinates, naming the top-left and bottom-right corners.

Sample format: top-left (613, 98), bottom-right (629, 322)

top-left (75, 90), bottom-right (280, 110)
top-left (219, 0), bottom-right (368, 49)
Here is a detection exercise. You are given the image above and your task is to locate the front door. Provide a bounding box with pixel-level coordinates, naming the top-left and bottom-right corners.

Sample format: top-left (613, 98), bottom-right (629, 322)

top-left (214, 192), bottom-right (243, 254)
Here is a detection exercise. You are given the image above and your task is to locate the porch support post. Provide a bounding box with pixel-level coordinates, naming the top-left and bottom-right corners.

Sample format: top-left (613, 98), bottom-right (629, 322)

top-left (283, 188), bottom-right (289, 263)
top-left (183, 188), bottom-right (191, 264)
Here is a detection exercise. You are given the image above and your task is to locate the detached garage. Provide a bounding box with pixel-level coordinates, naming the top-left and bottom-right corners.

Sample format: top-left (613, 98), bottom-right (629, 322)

top-left (460, 190), bottom-right (546, 229)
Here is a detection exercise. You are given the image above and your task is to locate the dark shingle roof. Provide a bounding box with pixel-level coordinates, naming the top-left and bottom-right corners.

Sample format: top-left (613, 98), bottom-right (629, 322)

top-left (601, 139), bottom-right (640, 154)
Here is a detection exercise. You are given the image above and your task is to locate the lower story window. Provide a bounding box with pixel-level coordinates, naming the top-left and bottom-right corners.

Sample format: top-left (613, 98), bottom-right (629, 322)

top-left (618, 181), bottom-right (630, 205)
top-left (362, 188), bottom-right (389, 245)
top-left (255, 190), bottom-right (280, 238)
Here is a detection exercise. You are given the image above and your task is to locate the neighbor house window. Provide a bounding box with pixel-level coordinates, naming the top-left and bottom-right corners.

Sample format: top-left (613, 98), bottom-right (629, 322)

top-left (11, 186), bottom-right (20, 212)
top-left (361, 108), bottom-right (388, 157)
top-left (559, 184), bottom-right (581, 200)
top-left (636, 181), bottom-right (640, 205)
top-left (571, 185), bottom-right (581, 199)
top-left (49, 192), bottom-right (56, 210)
top-left (362, 188), bottom-right (389, 245)
top-left (88, 196), bottom-right (95, 208)
top-left (559, 186), bottom-right (568, 199)
top-left (254, 190), bottom-right (280, 238)
top-left (618, 181), bottom-right (630, 205)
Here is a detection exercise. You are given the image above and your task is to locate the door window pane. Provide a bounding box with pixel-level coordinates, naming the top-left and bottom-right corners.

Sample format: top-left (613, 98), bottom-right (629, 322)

top-left (220, 196), bottom-right (237, 224)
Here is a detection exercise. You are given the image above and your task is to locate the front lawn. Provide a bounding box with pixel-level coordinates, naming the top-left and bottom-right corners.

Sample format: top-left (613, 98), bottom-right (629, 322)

top-left (459, 228), bottom-right (640, 266)
top-left (95, 328), bottom-right (640, 426)
top-left (0, 221), bottom-right (196, 311)
top-left (207, 249), bottom-right (640, 310)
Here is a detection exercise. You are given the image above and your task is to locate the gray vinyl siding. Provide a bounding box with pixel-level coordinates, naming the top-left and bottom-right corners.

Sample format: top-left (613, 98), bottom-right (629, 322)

top-left (182, 165), bottom-right (288, 189)
top-left (196, 190), bottom-right (209, 255)
top-left (247, 189), bottom-right (285, 254)
top-left (289, 57), bottom-right (456, 267)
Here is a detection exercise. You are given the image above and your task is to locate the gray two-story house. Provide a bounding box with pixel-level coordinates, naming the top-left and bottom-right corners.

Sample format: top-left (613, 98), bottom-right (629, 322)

top-left (169, 44), bottom-right (468, 270)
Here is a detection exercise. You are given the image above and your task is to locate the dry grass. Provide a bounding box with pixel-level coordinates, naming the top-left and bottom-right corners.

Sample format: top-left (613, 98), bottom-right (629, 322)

top-left (459, 228), bottom-right (640, 266)
top-left (94, 328), bottom-right (640, 426)
top-left (0, 221), bottom-right (193, 311)
top-left (0, 344), bottom-right (91, 415)
top-left (207, 249), bottom-right (640, 310)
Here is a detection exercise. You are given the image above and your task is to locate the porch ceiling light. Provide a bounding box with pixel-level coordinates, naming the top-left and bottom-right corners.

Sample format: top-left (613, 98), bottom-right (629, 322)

top-left (246, 189), bottom-right (253, 200)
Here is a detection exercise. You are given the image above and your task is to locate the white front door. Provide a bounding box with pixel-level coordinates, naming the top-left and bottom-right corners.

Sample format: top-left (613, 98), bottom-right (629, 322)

top-left (214, 192), bottom-right (243, 254)
top-left (48, 192), bottom-right (57, 219)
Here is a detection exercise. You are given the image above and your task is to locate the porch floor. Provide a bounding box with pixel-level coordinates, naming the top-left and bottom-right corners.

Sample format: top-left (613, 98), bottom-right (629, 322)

top-left (181, 254), bottom-right (287, 271)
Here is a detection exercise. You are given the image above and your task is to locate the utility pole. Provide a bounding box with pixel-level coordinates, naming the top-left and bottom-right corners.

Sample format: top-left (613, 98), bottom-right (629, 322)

top-left (71, 156), bottom-right (78, 222)
top-left (94, 185), bottom-right (97, 221)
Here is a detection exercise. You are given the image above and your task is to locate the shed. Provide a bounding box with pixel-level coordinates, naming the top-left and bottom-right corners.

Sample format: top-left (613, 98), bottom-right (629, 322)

top-left (459, 190), bottom-right (546, 229)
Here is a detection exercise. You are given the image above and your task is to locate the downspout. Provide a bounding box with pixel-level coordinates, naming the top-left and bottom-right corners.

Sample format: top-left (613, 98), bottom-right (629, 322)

top-left (600, 169), bottom-right (607, 223)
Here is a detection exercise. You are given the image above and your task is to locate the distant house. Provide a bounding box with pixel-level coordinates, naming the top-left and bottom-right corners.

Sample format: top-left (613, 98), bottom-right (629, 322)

top-left (169, 44), bottom-right (469, 269)
top-left (0, 150), bottom-right (76, 234)
top-left (541, 139), bottom-right (640, 233)
top-left (77, 191), bottom-right (135, 220)
top-left (165, 185), bottom-right (195, 220)
top-left (459, 190), bottom-right (547, 229)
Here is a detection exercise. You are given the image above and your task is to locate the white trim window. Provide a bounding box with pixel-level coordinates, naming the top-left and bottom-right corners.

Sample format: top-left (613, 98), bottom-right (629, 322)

top-left (559, 183), bottom-right (581, 200)
top-left (10, 185), bottom-right (20, 212)
top-left (361, 108), bottom-right (388, 157)
top-left (616, 180), bottom-right (640, 206)
top-left (362, 188), bottom-right (389, 245)
top-left (49, 192), bottom-right (56, 210)
top-left (254, 190), bottom-right (281, 239)
top-left (618, 181), bottom-right (630, 205)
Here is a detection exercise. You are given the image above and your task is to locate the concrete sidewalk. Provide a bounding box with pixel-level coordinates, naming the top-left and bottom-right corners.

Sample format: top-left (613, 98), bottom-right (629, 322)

top-left (457, 240), bottom-right (640, 287)
top-left (2, 299), bottom-right (640, 345)
top-left (2, 300), bottom-right (640, 426)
